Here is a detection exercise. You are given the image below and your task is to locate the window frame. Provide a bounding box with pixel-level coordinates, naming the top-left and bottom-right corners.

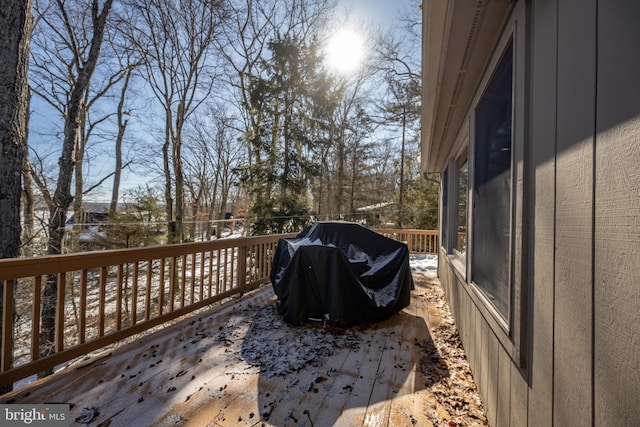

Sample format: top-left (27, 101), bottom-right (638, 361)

top-left (469, 37), bottom-right (515, 325)
top-left (447, 1), bottom-right (528, 367)
top-left (446, 124), bottom-right (470, 279)
top-left (453, 153), bottom-right (468, 259)
top-left (440, 166), bottom-right (450, 253)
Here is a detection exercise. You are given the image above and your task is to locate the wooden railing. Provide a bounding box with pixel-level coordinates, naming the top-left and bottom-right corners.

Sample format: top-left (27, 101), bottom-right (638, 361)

top-left (0, 234), bottom-right (294, 389)
top-left (0, 228), bottom-right (437, 391)
top-left (375, 228), bottom-right (439, 255)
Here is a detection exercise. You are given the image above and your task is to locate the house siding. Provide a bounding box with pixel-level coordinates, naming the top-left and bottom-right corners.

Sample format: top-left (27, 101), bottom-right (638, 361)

top-left (528, 0), bottom-right (556, 425)
top-left (554, 0), bottom-right (596, 425)
top-left (594, 1), bottom-right (640, 424)
top-left (432, 1), bottom-right (640, 426)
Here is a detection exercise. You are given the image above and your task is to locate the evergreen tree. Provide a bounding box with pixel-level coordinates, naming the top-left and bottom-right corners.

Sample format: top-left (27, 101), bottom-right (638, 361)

top-left (99, 186), bottom-right (165, 248)
top-left (404, 173), bottom-right (440, 230)
top-left (242, 35), bottom-right (333, 234)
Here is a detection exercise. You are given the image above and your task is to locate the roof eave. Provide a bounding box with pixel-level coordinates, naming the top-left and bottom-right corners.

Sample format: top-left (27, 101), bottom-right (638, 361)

top-left (421, 0), bottom-right (514, 174)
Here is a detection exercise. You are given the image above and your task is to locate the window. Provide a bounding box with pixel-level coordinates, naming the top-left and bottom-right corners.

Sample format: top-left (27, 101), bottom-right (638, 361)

top-left (441, 167), bottom-right (449, 251)
top-left (456, 159), bottom-right (468, 256)
top-left (471, 39), bottom-right (513, 319)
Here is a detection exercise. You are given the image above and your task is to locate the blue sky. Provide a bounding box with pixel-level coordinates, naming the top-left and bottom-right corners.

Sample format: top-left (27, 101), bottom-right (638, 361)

top-left (340, 0), bottom-right (416, 26)
top-left (28, 0), bottom-right (422, 203)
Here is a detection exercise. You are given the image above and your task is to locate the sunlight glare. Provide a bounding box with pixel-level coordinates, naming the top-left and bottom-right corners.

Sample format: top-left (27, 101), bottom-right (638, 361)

top-left (325, 28), bottom-right (365, 74)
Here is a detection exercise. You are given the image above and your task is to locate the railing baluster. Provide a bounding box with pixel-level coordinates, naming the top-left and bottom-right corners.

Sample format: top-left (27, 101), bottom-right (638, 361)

top-left (251, 244), bottom-right (257, 282)
top-left (99, 267), bottom-right (107, 337)
top-left (199, 251), bottom-right (204, 302)
top-left (80, 270), bottom-right (87, 344)
top-left (374, 229), bottom-right (438, 255)
top-left (215, 249), bottom-right (221, 294)
top-left (180, 255), bottom-right (187, 308)
top-left (208, 250), bottom-right (213, 298)
top-left (31, 276), bottom-right (41, 362)
top-left (159, 259), bottom-right (165, 316)
top-left (116, 265), bottom-right (123, 331)
top-left (223, 249), bottom-right (229, 292)
top-left (230, 246), bottom-right (236, 289)
top-left (55, 272), bottom-right (65, 352)
top-left (1, 279), bottom-right (14, 373)
top-left (132, 262), bottom-right (139, 327)
top-left (145, 260), bottom-right (152, 321)
top-left (237, 245), bottom-right (247, 289)
top-left (190, 253), bottom-right (195, 305)
top-left (170, 257), bottom-right (177, 312)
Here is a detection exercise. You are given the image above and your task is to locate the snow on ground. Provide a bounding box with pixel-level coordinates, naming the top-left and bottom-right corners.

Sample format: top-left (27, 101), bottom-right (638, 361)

top-left (409, 253), bottom-right (438, 276)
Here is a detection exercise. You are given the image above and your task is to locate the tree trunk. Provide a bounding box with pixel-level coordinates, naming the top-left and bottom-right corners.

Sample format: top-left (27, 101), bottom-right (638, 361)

top-left (163, 108), bottom-right (175, 243)
top-left (209, 161), bottom-right (220, 239)
top-left (40, 0), bottom-right (113, 376)
top-left (173, 105), bottom-right (185, 243)
top-left (280, 111), bottom-right (290, 233)
top-left (0, 0), bottom-right (33, 393)
top-left (398, 106), bottom-right (406, 229)
top-left (335, 125), bottom-right (345, 216)
top-left (0, 0), bottom-right (31, 255)
top-left (110, 69), bottom-right (132, 216)
top-left (349, 143), bottom-right (357, 213)
top-left (72, 103), bottom-right (89, 253)
top-left (21, 139), bottom-right (35, 257)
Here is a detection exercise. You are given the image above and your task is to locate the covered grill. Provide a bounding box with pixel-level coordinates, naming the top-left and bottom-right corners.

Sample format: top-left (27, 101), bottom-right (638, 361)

top-left (270, 222), bottom-right (414, 324)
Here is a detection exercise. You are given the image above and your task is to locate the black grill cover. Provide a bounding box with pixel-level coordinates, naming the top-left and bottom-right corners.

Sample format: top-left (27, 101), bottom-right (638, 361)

top-left (270, 222), bottom-right (414, 324)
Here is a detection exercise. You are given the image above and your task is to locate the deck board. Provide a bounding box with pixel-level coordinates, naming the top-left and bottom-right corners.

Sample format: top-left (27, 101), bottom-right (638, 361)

top-left (1, 273), bottom-right (479, 426)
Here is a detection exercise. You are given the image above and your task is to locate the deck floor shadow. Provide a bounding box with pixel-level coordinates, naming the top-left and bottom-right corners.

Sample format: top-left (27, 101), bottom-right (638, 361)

top-left (1, 274), bottom-right (478, 426)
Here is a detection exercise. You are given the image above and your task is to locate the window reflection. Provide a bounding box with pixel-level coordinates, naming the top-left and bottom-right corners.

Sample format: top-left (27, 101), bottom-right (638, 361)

top-left (471, 38), bottom-right (513, 319)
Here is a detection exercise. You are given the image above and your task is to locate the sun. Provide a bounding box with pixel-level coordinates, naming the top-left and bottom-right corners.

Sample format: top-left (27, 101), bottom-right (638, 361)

top-left (325, 28), bottom-right (365, 74)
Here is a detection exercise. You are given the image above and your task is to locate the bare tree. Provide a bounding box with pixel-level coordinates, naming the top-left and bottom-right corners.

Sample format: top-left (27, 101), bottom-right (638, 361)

top-left (0, 0), bottom-right (33, 393)
top-left (371, 2), bottom-right (422, 228)
top-left (185, 107), bottom-right (245, 239)
top-left (109, 67), bottom-right (133, 216)
top-left (109, 43), bottom-right (141, 216)
top-left (345, 106), bottom-right (374, 214)
top-left (29, 0), bottom-right (114, 373)
top-left (123, 0), bottom-right (227, 243)
top-left (369, 138), bottom-right (397, 200)
top-left (30, 0), bottom-right (134, 254)
top-left (329, 74), bottom-right (371, 217)
top-left (314, 21), bottom-right (379, 219)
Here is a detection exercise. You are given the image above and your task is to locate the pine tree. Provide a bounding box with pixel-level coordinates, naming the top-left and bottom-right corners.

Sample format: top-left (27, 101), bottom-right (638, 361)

top-left (242, 36), bottom-right (333, 234)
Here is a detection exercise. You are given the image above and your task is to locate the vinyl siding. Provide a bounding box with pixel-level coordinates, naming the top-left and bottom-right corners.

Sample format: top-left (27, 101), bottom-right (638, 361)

top-left (434, 1), bottom-right (640, 425)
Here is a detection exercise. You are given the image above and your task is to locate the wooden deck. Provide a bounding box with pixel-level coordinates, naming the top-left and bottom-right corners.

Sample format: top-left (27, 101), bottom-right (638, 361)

top-left (0, 273), bottom-right (467, 426)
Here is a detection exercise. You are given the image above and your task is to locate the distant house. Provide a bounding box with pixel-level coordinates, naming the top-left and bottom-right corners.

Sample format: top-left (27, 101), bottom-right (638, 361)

top-left (65, 207), bottom-right (110, 244)
top-left (421, 1), bottom-right (640, 426)
top-left (65, 211), bottom-right (110, 227)
top-left (355, 202), bottom-right (395, 226)
top-left (64, 202), bottom-right (115, 229)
